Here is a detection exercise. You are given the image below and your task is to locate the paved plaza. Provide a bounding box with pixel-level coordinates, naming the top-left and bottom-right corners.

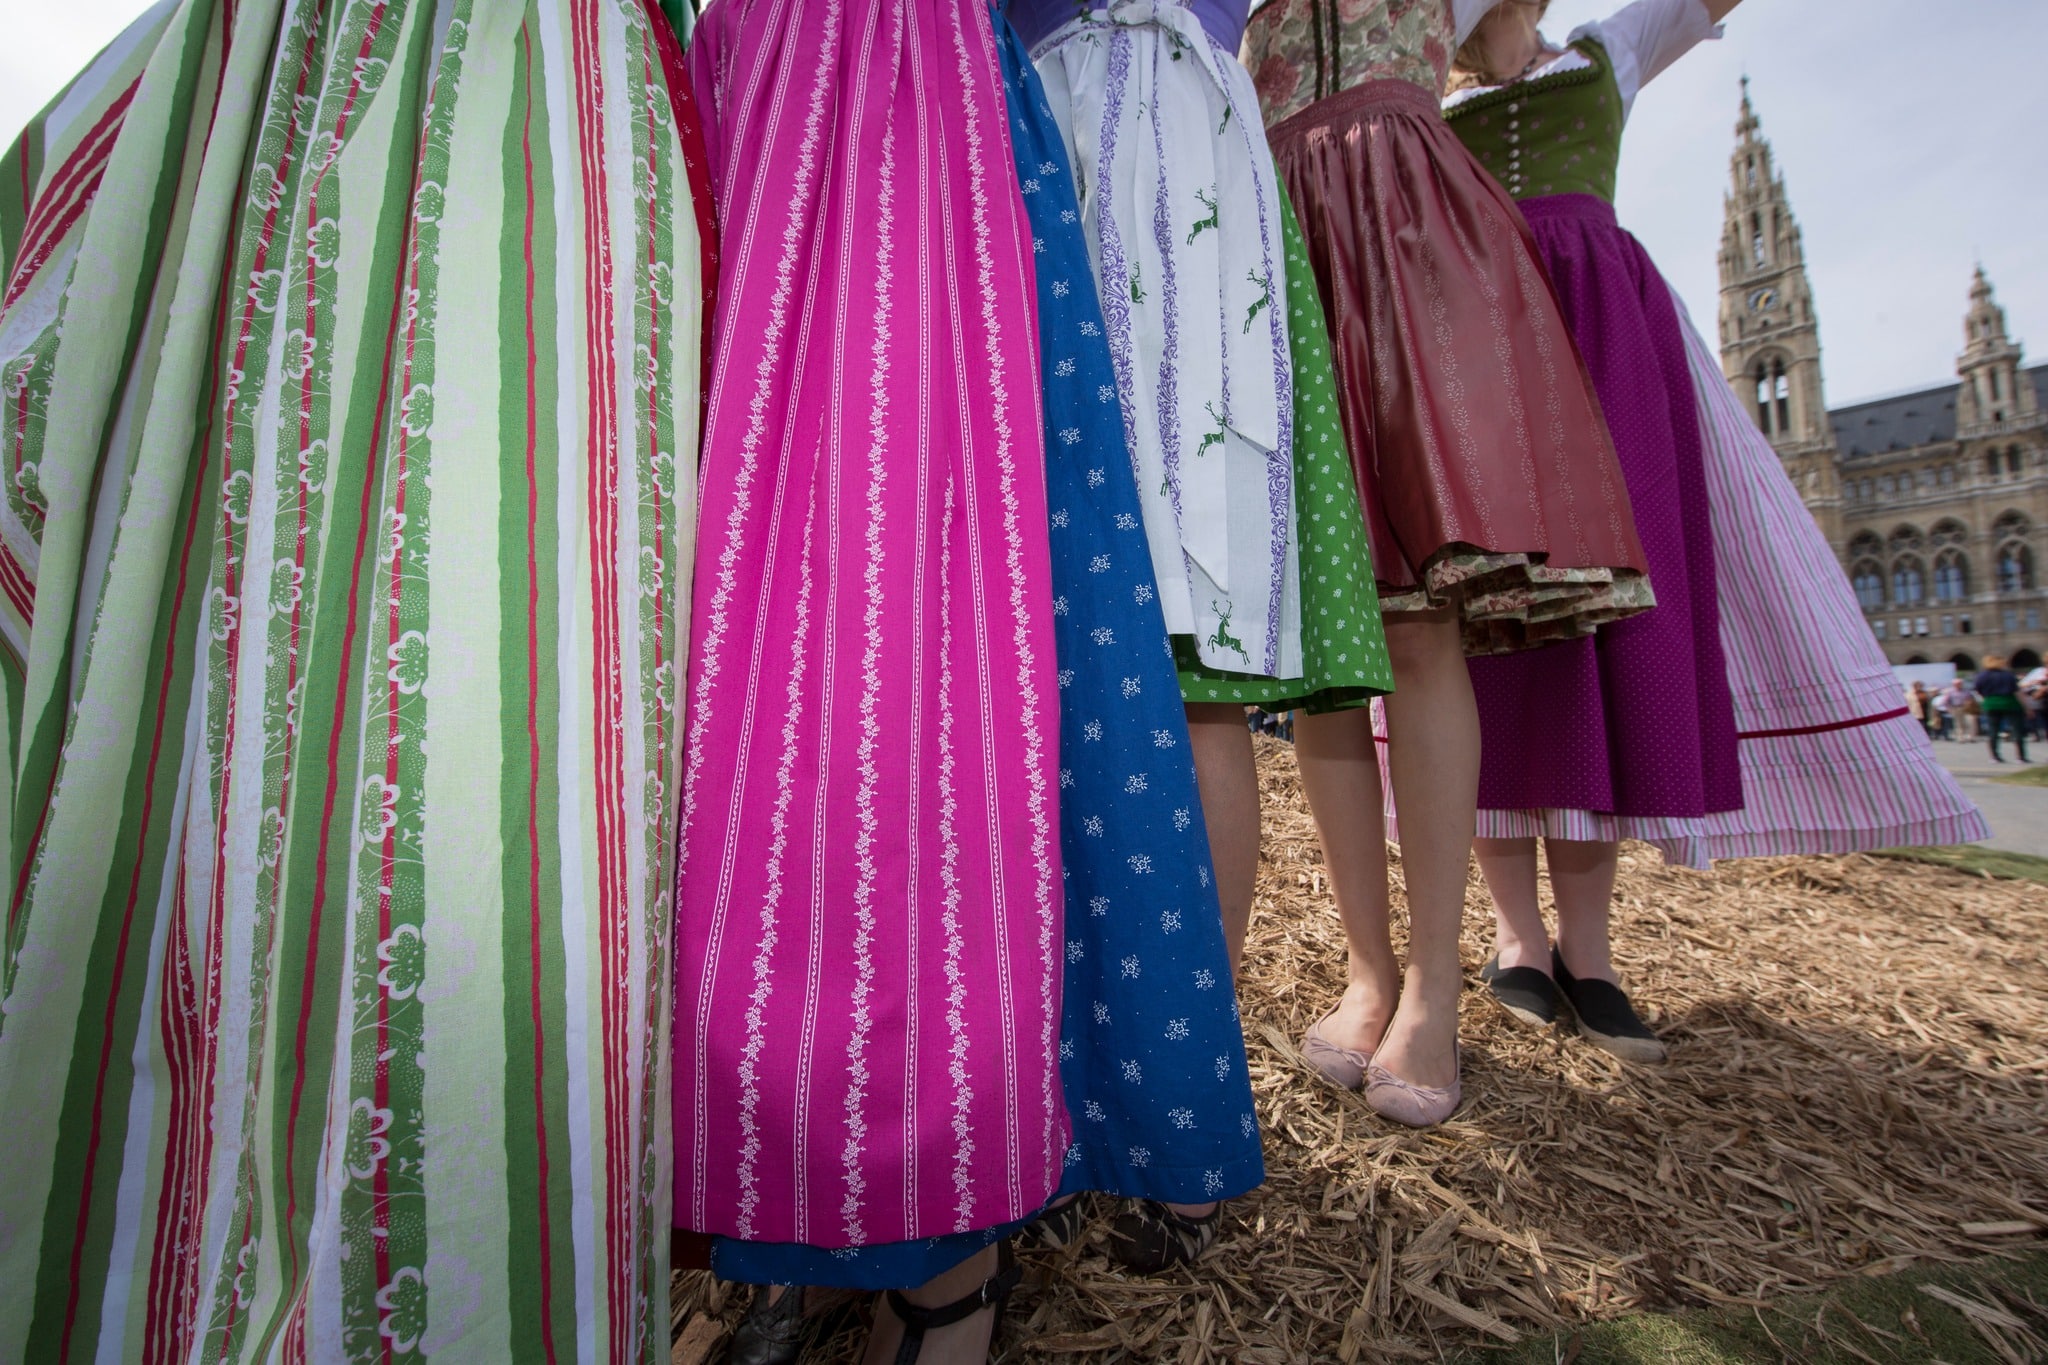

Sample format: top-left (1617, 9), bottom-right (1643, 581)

top-left (1927, 734), bottom-right (2048, 856)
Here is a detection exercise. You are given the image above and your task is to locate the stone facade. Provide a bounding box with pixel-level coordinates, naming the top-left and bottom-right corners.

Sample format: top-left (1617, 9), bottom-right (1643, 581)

top-left (1716, 83), bottom-right (2046, 673)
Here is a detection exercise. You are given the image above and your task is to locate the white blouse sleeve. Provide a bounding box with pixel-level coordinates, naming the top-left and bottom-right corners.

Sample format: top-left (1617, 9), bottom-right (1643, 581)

top-left (1451, 0), bottom-right (1507, 47)
top-left (1569, 0), bottom-right (1722, 119)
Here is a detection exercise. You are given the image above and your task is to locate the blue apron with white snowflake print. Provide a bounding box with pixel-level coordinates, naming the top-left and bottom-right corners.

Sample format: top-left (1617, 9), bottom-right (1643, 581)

top-left (708, 12), bottom-right (1263, 1290)
top-left (1018, 31), bottom-right (1265, 1215)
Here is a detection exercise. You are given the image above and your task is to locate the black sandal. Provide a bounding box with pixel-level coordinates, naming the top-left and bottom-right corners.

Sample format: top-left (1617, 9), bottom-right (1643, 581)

top-left (722, 1285), bottom-right (817, 1365)
top-left (881, 1242), bottom-right (1020, 1365)
top-left (1552, 946), bottom-right (1666, 1063)
top-left (1026, 1193), bottom-right (1093, 1249)
top-left (1479, 954), bottom-right (1560, 1029)
top-left (1106, 1200), bottom-right (1221, 1274)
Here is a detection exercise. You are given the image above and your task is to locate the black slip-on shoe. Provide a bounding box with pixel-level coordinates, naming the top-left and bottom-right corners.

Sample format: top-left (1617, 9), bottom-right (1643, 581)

top-left (1552, 947), bottom-right (1666, 1063)
top-left (1479, 955), bottom-right (1560, 1030)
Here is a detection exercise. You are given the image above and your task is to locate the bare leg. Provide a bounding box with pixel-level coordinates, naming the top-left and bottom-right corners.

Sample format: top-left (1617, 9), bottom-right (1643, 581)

top-left (1371, 612), bottom-right (1478, 1091)
top-left (1474, 837), bottom-right (1549, 973)
top-left (1292, 707), bottom-right (1401, 1054)
top-left (861, 1246), bottom-right (1004, 1365)
top-left (1545, 838), bottom-right (1620, 984)
top-left (1186, 703), bottom-right (1260, 977)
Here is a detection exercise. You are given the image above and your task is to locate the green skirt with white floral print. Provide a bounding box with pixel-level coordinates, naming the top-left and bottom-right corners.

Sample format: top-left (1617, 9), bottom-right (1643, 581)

top-left (1177, 195), bottom-right (1393, 713)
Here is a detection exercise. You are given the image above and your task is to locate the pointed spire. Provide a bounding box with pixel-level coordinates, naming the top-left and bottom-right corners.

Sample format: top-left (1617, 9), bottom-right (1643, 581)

top-left (1736, 74), bottom-right (1760, 139)
top-left (1963, 265), bottom-right (2008, 350)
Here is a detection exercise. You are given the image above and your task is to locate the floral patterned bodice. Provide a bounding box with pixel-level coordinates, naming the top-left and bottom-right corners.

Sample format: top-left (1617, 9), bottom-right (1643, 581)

top-left (1241, 0), bottom-right (1454, 125)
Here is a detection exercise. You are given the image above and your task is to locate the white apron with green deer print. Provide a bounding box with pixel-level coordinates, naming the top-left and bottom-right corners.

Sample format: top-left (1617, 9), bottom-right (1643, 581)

top-left (0, 0), bottom-right (706, 1360)
top-left (1031, 3), bottom-right (1305, 682)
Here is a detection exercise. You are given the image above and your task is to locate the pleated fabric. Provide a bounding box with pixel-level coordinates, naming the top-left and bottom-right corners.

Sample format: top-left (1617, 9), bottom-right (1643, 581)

top-left (1385, 288), bottom-right (1990, 868)
top-left (705, 19), bottom-right (1267, 1286)
top-left (1174, 195), bottom-right (1394, 713)
top-left (1031, 3), bottom-right (1302, 681)
top-left (0, 1), bottom-right (708, 1361)
top-left (1469, 195), bottom-right (1742, 823)
top-left (1003, 17), bottom-right (1263, 1214)
top-left (1262, 78), bottom-right (1655, 654)
top-left (1648, 292), bottom-right (1987, 863)
top-left (674, 0), bottom-right (1068, 1253)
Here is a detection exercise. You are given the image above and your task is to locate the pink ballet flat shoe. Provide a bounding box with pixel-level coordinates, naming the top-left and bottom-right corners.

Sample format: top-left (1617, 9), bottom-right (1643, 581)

top-left (1364, 1047), bottom-right (1462, 1128)
top-left (1300, 1016), bottom-right (1374, 1091)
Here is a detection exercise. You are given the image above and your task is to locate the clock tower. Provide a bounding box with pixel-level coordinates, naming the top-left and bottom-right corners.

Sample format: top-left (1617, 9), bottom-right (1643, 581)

top-left (1717, 80), bottom-right (1842, 541)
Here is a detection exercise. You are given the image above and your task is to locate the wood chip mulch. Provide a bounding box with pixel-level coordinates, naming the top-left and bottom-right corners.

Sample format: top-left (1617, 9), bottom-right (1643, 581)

top-left (673, 737), bottom-right (2048, 1362)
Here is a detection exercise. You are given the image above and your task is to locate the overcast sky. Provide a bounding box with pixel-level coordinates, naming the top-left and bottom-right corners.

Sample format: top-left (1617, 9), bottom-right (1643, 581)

top-left (3, 0), bottom-right (2044, 406)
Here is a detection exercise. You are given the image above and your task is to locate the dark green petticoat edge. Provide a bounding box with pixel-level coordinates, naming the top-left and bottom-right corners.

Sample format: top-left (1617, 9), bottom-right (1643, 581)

top-left (1174, 192), bottom-right (1393, 714)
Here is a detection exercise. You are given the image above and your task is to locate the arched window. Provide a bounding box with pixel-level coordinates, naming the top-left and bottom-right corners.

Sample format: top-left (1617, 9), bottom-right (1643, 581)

top-left (1888, 525), bottom-right (1925, 555)
top-left (1986, 450), bottom-right (2003, 479)
top-left (1746, 155), bottom-right (1757, 187)
top-left (1940, 464), bottom-right (1956, 487)
top-left (1773, 361), bottom-right (1791, 433)
top-left (1751, 212), bottom-right (1766, 266)
top-left (1934, 551), bottom-right (1969, 603)
top-left (1999, 544), bottom-right (2033, 594)
top-left (1992, 369), bottom-right (2004, 401)
top-left (1892, 557), bottom-right (1926, 606)
top-left (2009, 446), bottom-right (2024, 475)
top-left (1862, 478), bottom-right (1875, 501)
top-left (1880, 475), bottom-right (1896, 495)
top-left (1852, 562), bottom-right (1885, 610)
top-left (1754, 361), bottom-right (1772, 433)
top-left (1993, 511), bottom-right (2031, 541)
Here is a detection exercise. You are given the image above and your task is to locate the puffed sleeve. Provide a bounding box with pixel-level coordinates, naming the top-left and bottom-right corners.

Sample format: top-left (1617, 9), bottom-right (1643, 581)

top-left (1570, 0), bottom-right (1722, 118)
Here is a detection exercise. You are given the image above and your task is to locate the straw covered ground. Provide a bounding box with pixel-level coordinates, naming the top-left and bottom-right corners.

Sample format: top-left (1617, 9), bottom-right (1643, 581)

top-left (672, 737), bottom-right (2048, 1362)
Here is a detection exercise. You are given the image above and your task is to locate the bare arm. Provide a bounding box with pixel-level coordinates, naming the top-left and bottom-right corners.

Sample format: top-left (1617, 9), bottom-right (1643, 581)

top-left (1703, 0), bottom-right (1744, 22)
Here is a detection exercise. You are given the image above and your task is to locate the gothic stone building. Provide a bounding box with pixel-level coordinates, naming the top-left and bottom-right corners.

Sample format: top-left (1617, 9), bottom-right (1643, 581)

top-left (1717, 83), bottom-right (2046, 674)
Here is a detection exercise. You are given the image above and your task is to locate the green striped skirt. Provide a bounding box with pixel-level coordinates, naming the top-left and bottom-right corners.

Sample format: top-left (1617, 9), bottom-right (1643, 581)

top-left (0, 2), bottom-right (706, 1360)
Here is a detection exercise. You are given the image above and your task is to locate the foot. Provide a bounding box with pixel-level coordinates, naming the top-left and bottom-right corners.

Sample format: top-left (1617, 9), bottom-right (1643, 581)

top-left (861, 1246), bottom-right (1013, 1365)
top-left (1107, 1200), bottom-right (1223, 1273)
top-left (1320, 973), bottom-right (1399, 1057)
top-left (1364, 1046), bottom-right (1462, 1127)
top-left (726, 1286), bottom-right (817, 1365)
top-left (1479, 954), bottom-right (1560, 1029)
top-left (1365, 984), bottom-right (1460, 1096)
top-left (1026, 1194), bottom-right (1090, 1249)
top-left (1552, 946), bottom-right (1665, 1063)
top-left (1301, 1015), bottom-right (1374, 1090)
top-left (1491, 934), bottom-right (1551, 975)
